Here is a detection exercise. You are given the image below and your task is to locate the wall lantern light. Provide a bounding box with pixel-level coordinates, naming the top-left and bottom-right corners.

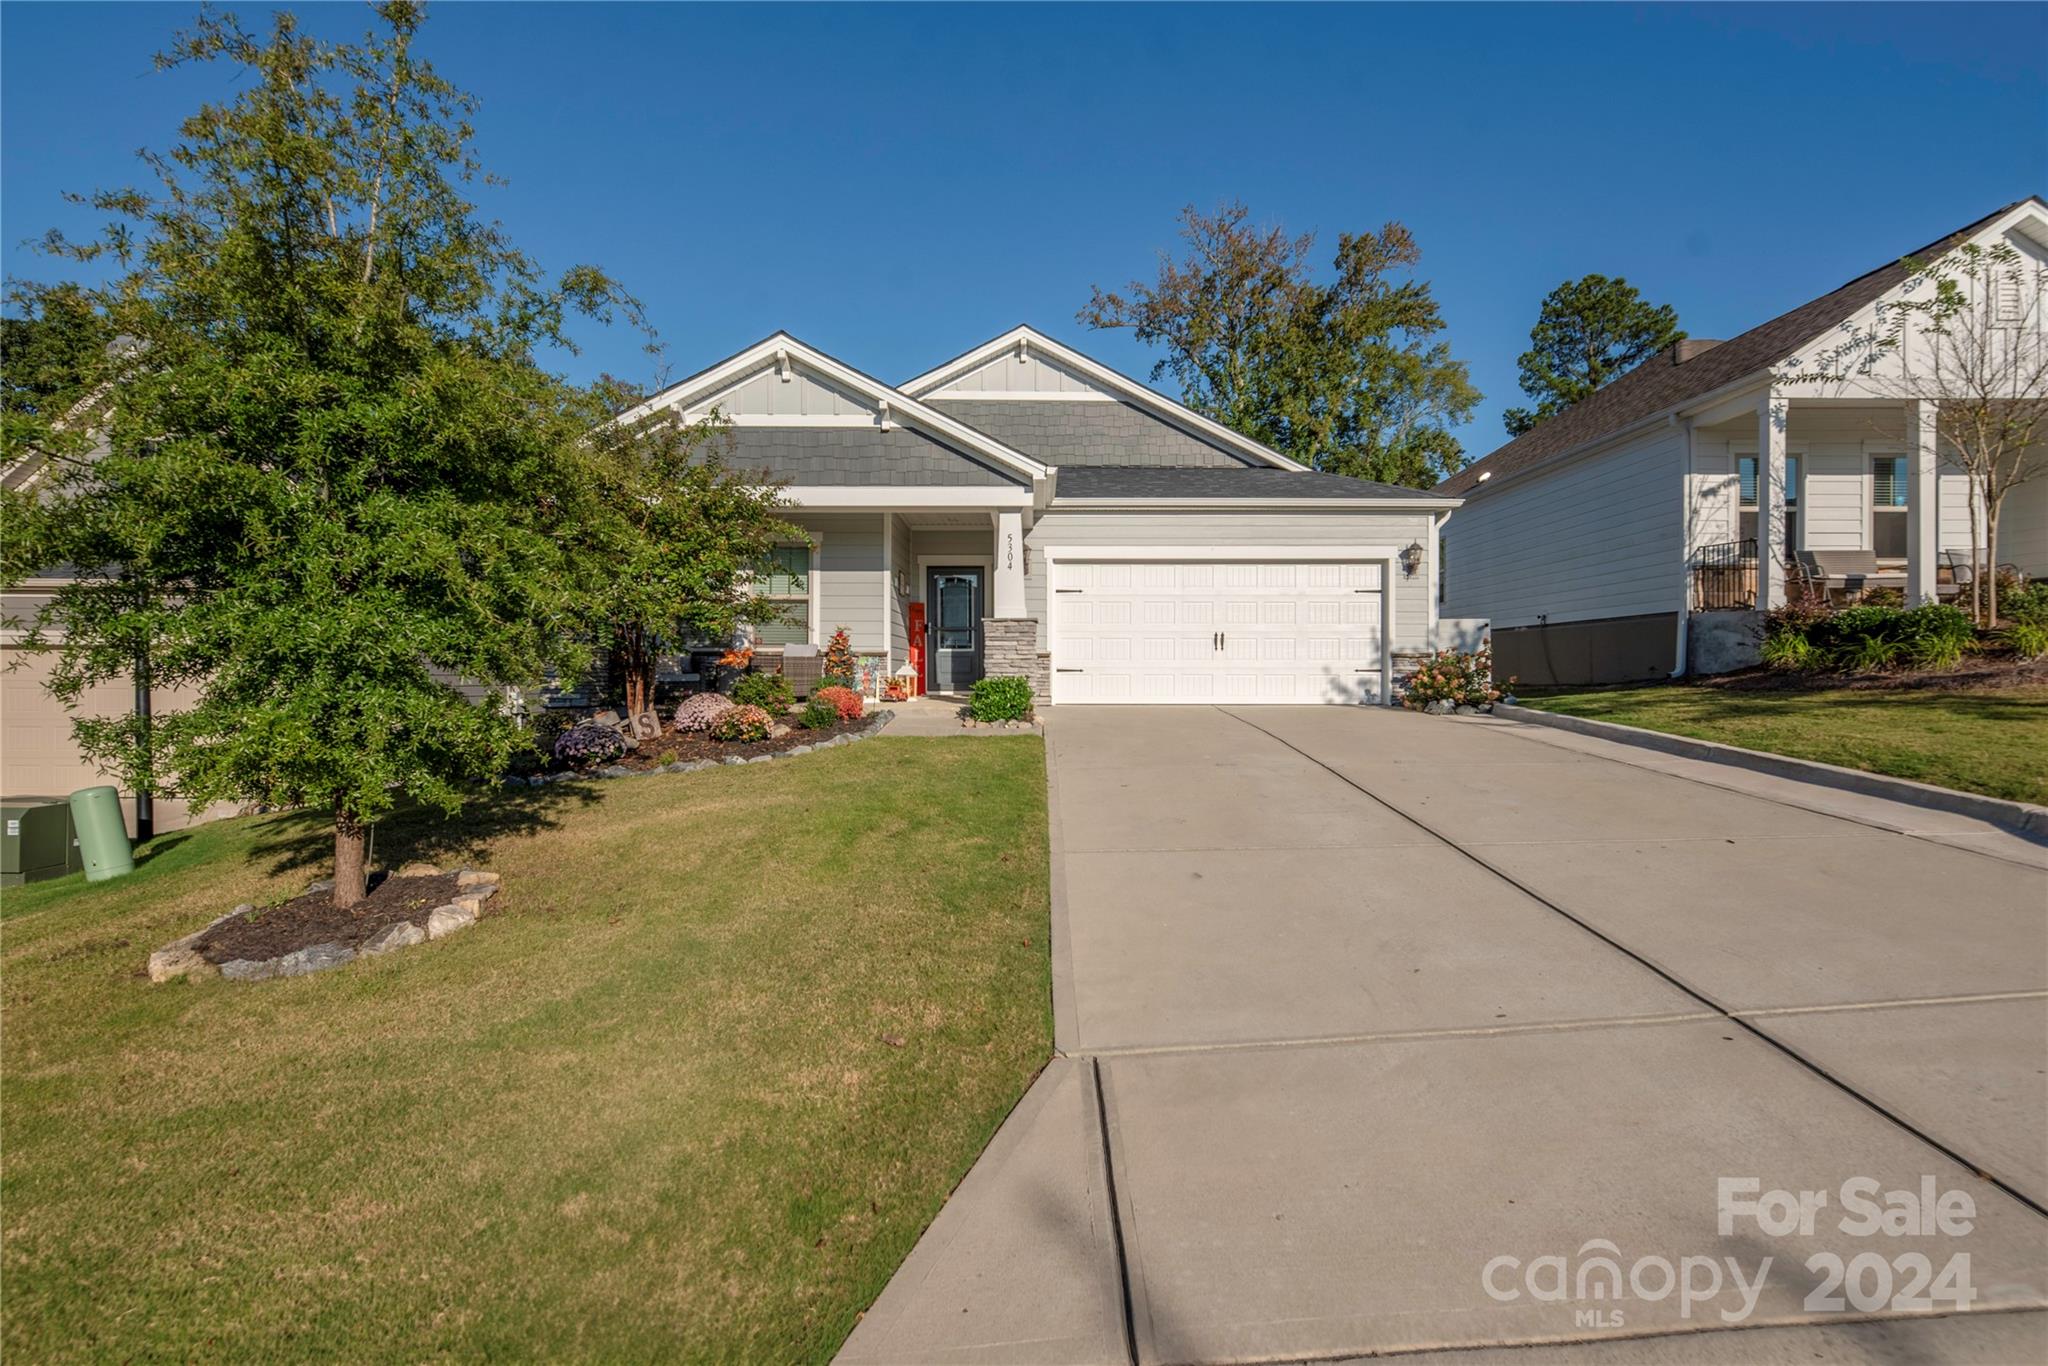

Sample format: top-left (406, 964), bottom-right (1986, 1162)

top-left (1400, 541), bottom-right (1425, 577)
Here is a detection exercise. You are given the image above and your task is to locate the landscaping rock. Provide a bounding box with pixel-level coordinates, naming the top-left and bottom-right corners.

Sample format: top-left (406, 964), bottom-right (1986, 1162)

top-left (303, 879), bottom-right (334, 896)
top-left (1456, 705), bottom-right (1481, 716)
top-left (396, 862), bottom-right (442, 877)
top-left (274, 941), bottom-right (355, 977)
top-left (219, 958), bottom-right (279, 982)
top-left (721, 756), bottom-right (745, 766)
top-left (456, 869), bottom-right (501, 888)
top-left (147, 945), bottom-right (218, 983)
top-left (362, 921), bottom-right (426, 955)
top-left (788, 745), bottom-right (812, 756)
top-left (528, 775), bottom-right (546, 788)
top-left (599, 764), bottom-right (631, 779)
top-left (426, 903), bottom-right (476, 939)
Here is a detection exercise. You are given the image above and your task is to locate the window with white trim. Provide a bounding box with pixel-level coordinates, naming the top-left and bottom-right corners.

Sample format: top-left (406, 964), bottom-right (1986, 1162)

top-left (1871, 455), bottom-right (1907, 560)
top-left (1737, 454), bottom-right (1798, 550)
top-left (755, 544), bottom-right (811, 646)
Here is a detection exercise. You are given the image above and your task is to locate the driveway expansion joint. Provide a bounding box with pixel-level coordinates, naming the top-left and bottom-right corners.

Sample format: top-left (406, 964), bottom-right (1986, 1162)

top-left (1219, 706), bottom-right (2048, 1222)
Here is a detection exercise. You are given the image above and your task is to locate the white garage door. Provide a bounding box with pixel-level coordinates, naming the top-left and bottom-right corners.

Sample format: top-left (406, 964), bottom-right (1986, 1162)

top-left (1052, 560), bottom-right (1385, 704)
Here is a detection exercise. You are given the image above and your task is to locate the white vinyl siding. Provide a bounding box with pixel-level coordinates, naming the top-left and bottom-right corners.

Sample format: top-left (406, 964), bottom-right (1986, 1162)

top-left (1027, 508), bottom-right (1438, 655)
top-left (1443, 425), bottom-right (1683, 630)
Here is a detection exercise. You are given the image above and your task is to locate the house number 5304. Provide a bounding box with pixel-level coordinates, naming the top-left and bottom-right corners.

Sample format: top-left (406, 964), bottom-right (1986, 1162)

top-left (1005, 533), bottom-right (1015, 570)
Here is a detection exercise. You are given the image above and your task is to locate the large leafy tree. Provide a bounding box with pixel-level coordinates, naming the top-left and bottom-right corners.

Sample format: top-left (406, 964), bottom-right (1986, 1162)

top-left (1502, 274), bottom-right (1682, 435)
top-left (2, 3), bottom-right (640, 905)
top-left (1080, 202), bottom-right (1479, 487)
top-left (574, 386), bottom-right (805, 715)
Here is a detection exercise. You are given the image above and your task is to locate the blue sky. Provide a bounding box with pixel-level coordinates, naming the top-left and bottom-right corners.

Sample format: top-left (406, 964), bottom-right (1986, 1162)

top-left (4, 2), bottom-right (2042, 455)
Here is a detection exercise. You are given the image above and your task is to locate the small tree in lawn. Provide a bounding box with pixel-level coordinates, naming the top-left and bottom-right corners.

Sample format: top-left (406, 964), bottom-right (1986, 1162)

top-left (576, 388), bottom-right (805, 715)
top-left (1777, 239), bottom-right (2047, 626)
top-left (1, 3), bottom-right (643, 906)
top-left (821, 626), bottom-right (858, 684)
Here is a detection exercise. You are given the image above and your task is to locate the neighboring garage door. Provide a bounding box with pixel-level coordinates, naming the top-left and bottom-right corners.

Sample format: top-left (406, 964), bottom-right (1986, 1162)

top-left (1051, 559), bottom-right (1385, 704)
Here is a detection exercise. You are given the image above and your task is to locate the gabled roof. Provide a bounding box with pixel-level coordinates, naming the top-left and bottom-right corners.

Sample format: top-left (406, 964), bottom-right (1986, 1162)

top-left (901, 324), bottom-right (1309, 472)
top-left (620, 331), bottom-right (1049, 484)
top-left (1437, 196), bottom-right (2048, 498)
top-left (1054, 465), bottom-right (1454, 506)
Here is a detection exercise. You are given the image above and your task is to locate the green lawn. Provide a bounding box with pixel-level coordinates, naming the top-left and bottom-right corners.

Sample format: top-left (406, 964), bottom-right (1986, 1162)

top-left (1521, 682), bottom-right (2048, 804)
top-left (1, 738), bottom-right (1051, 1362)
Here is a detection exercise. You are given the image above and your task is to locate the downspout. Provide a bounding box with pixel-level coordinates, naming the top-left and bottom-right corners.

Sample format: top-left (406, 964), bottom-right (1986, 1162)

top-left (1673, 417), bottom-right (1692, 679)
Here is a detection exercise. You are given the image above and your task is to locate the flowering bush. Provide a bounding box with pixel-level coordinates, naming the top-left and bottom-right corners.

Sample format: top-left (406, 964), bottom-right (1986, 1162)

top-left (813, 684), bottom-right (863, 722)
top-left (717, 646), bottom-right (754, 670)
top-left (710, 704), bottom-right (773, 742)
top-left (1401, 646), bottom-right (1506, 711)
top-left (553, 720), bottom-right (627, 767)
top-left (673, 691), bottom-right (736, 733)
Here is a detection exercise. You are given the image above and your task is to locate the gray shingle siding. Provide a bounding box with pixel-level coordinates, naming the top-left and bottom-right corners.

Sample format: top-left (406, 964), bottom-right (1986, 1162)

top-left (1055, 466), bottom-right (1449, 502)
top-left (705, 426), bottom-right (1023, 487)
top-left (932, 398), bottom-right (1255, 468)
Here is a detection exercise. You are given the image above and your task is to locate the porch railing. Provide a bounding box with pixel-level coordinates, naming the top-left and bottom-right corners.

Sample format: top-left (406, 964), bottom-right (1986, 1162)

top-left (1690, 538), bottom-right (1757, 612)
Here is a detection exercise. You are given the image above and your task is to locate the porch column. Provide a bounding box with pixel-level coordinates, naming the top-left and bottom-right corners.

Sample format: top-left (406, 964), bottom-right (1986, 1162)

top-left (1755, 389), bottom-right (1788, 610)
top-left (1906, 399), bottom-right (1940, 605)
top-left (992, 509), bottom-right (1026, 617)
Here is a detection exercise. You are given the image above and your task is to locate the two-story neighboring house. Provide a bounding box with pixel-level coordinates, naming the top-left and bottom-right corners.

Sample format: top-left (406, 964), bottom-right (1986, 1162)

top-left (1438, 198), bottom-right (2048, 686)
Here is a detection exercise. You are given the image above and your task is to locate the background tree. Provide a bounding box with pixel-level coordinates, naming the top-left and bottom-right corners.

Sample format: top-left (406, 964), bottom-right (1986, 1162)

top-left (1080, 202), bottom-right (1479, 487)
top-left (1776, 240), bottom-right (2047, 625)
top-left (574, 386), bottom-right (804, 715)
top-left (1502, 274), bottom-right (1683, 435)
top-left (1, 3), bottom-right (643, 906)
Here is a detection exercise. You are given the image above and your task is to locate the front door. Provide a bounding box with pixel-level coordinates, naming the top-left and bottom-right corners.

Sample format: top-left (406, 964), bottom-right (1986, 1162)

top-left (925, 566), bottom-right (984, 693)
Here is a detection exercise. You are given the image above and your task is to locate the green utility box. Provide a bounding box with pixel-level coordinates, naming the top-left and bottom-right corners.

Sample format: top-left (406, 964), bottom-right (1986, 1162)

top-left (69, 785), bottom-right (135, 883)
top-left (2, 800), bottom-right (82, 887)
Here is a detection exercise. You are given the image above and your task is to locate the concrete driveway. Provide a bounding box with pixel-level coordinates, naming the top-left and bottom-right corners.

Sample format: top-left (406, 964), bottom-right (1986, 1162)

top-left (840, 707), bottom-right (2048, 1365)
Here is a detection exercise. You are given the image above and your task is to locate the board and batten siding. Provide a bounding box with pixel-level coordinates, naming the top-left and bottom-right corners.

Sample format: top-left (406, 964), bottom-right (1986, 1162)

top-left (1024, 508), bottom-right (1440, 654)
top-left (1443, 425), bottom-right (1684, 630)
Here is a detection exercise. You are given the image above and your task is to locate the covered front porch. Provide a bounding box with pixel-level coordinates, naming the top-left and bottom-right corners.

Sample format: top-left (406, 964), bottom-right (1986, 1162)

top-left (1685, 392), bottom-right (2043, 613)
top-left (770, 490), bottom-right (1032, 699)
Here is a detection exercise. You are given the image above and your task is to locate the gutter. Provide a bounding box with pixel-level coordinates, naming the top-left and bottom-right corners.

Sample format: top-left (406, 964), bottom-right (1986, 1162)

top-left (1051, 496), bottom-right (1463, 511)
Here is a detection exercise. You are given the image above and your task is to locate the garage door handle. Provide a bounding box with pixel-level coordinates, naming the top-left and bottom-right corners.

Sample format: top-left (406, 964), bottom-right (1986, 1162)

top-left (1056, 667), bottom-right (1085, 673)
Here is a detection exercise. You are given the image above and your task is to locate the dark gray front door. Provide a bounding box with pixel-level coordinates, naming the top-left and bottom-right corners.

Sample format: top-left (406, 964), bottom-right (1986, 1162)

top-left (926, 566), bottom-right (984, 692)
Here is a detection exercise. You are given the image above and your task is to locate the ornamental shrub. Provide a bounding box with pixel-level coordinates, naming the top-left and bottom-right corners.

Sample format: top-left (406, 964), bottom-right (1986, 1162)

top-left (968, 675), bottom-right (1034, 722)
top-left (813, 684), bottom-right (863, 722)
top-left (731, 670), bottom-right (794, 711)
top-left (553, 720), bottom-right (627, 768)
top-left (710, 704), bottom-right (773, 742)
top-left (2004, 621), bottom-right (2048, 660)
top-left (1400, 645), bottom-right (1506, 710)
top-left (673, 691), bottom-right (735, 733)
top-left (1998, 581), bottom-right (2048, 628)
top-left (1759, 631), bottom-right (1818, 672)
top-left (797, 696), bottom-right (839, 730)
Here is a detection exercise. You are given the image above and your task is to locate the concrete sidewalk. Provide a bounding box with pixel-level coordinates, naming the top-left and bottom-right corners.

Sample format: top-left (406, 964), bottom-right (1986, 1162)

top-left (839, 706), bottom-right (2048, 1365)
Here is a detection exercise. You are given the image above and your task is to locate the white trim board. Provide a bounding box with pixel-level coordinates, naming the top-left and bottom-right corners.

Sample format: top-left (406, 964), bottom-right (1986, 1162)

top-left (902, 325), bottom-right (1308, 472)
top-left (778, 487), bottom-right (1033, 509)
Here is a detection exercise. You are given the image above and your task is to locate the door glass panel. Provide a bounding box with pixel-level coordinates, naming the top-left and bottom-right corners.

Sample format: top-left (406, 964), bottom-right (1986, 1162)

top-left (936, 575), bottom-right (975, 649)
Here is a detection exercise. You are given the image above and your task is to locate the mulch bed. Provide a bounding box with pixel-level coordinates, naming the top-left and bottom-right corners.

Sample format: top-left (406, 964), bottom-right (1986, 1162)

top-left (581, 714), bottom-right (870, 770)
top-left (196, 872), bottom-right (466, 964)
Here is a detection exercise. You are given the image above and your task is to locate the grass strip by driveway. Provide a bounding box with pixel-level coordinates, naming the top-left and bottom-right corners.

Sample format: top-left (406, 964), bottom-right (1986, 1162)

top-left (1, 737), bottom-right (1051, 1362)
top-left (1520, 682), bottom-right (2048, 805)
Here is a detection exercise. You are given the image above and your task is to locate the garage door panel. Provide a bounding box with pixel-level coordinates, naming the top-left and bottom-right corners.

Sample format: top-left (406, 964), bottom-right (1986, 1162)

top-left (1053, 558), bottom-right (1385, 706)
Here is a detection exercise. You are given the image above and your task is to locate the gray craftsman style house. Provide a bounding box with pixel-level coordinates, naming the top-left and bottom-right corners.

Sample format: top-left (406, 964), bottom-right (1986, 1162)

top-left (1438, 197), bottom-right (2048, 685)
top-left (619, 325), bottom-right (1470, 705)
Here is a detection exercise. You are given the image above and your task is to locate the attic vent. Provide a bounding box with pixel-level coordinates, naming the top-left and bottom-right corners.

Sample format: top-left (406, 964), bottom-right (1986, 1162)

top-left (1671, 339), bottom-right (1723, 364)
